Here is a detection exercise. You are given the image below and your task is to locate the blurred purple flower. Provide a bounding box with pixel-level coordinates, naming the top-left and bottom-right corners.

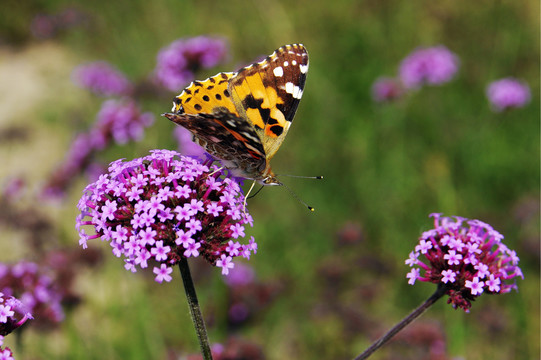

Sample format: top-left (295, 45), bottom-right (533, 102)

top-left (406, 214), bottom-right (523, 312)
top-left (30, 7), bottom-right (89, 40)
top-left (76, 150), bottom-right (256, 281)
top-left (486, 78), bottom-right (531, 112)
top-left (30, 14), bottom-right (57, 40)
top-left (223, 263), bottom-right (255, 287)
top-left (174, 126), bottom-right (206, 158)
top-left (399, 46), bottom-right (459, 89)
top-left (72, 61), bottom-right (133, 97)
top-left (92, 99), bottom-right (154, 146)
top-left (154, 36), bottom-right (229, 92)
top-left (371, 77), bottom-right (404, 102)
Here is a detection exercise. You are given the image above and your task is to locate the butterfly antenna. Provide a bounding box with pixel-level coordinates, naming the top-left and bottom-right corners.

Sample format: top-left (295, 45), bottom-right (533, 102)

top-left (278, 181), bottom-right (315, 212)
top-left (276, 174), bottom-right (324, 180)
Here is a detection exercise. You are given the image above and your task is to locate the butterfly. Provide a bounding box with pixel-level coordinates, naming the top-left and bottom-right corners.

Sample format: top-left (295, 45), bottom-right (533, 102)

top-left (163, 44), bottom-right (309, 187)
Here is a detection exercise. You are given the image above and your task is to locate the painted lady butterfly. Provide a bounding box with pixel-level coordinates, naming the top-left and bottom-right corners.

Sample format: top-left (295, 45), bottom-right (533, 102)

top-left (163, 44), bottom-right (309, 187)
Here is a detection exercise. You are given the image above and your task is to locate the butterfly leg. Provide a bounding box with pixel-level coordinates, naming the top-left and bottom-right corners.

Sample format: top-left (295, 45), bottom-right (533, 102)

top-left (208, 166), bottom-right (225, 177)
top-left (242, 180), bottom-right (257, 215)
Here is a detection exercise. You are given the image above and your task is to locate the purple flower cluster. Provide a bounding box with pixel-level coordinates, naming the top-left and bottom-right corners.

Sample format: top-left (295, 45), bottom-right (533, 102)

top-left (371, 77), bottom-right (404, 103)
top-left (399, 46), bottom-right (459, 89)
top-left (406, 214), bottom-right (523, 312)
top-left (92, 99), bottom-right (154, 146)
top-left (0, 262), bottom-right (62, 328)
top-left (0, 293), bottom-right (32, 342)
top-left (72, 61), bottom-right (133, 97)
top-left (43, 99), bottom-right (154, 198)
top-left (76, 150), bottom-right (256, 282)
top-left (486, 78), bottom-right (531, 112)
top-left (371, 45), bottom-right (459, 103)
top-left (0, 292), bottom-right (32, 360)
top-left (154, 36), bottom-right (229, 92)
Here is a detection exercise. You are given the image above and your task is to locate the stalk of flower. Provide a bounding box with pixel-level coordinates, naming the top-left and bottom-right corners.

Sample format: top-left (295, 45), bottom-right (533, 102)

top-left (76, 149), bottom-right (257, 360)
top-left (354, 213), bottom-right (522, 360)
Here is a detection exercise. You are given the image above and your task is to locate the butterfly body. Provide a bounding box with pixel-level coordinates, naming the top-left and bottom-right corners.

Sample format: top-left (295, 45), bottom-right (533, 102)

top-left (163, 44), bottom-right (309, 185)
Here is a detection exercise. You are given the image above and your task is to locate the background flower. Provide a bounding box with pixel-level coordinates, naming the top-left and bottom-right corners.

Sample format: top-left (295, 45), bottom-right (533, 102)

top-left (399, 46), bottom-right (460, 89)
top-left (371, 77), bottom-right (404, 102)
top-left (486, 78), bottom-right (531, 112)
top-left (154, 36), bottom-right (229, 92)
top-left (72, 61), bottom-right (133, 97)
top-left (406, 214), bottom-right (523, 312)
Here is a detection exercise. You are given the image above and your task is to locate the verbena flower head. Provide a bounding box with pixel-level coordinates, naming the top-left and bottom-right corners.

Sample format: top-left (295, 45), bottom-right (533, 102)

top-left (72, 61), bottom-right (133, 97)
top-left (486, 77), bottom-right (531, 112)
top-left (76, 150), bottom-right (256, 282)
top-left (371, 77), bottom-right (404, 102)
top-left (0, 292), bottom-right (32, 337)
top-left (0, 262), bottom-right (62, 328)
top-left (399, 46), bottom-right (459, 89)
top-left (154, 36), bottom-right (228, 92)
top-left (406, 213), bottom-right (523, 312)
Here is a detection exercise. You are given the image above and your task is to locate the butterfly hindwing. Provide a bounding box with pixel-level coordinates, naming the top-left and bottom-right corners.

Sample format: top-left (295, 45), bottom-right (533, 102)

top-left (164, 109), bottom-right (266, 173)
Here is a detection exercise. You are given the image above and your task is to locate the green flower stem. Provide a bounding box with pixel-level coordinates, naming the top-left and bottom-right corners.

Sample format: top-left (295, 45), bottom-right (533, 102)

top-left (353, 284), bottom-right (447, 360)
top-left (178, 257), bottom-right (213, 360)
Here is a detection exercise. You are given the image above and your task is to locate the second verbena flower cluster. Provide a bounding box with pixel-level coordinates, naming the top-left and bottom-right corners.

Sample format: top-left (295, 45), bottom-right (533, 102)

top-left (76, 150), bottom-right (256, 282)
top-left (406, 213), bottom-right (523, 312)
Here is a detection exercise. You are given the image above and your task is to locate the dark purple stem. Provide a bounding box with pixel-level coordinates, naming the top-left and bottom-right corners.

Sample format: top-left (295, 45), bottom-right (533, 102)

top-left (178, 257), bottom-right (213, 360)
top-left (353, 284), bottom-right (447, 360)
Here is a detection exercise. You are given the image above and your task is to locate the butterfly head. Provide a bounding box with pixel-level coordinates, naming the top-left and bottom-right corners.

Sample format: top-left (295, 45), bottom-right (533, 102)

top-left (259, 167), bottom-right (281, 186)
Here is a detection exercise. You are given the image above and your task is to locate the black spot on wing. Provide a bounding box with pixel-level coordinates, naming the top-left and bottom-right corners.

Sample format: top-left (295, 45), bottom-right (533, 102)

top-left (269, 125), bottom-right (283, 136)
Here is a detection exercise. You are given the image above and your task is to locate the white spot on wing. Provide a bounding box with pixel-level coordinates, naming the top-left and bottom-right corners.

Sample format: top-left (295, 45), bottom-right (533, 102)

top-left (283, 61), bottom-right (289, 67)
top-left (285, 82), bottom-right (294, 94)
top-left (292, 86), bottom-right (303, 99)
top-left (292, 60), bottom-right (297, 65)
top-left (273, 66), bottom-right (284, 77)
top-left (300, 64), bottom-right (308, 74)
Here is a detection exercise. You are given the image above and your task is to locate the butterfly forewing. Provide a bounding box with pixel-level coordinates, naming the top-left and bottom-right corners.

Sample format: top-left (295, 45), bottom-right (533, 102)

top-left (229, 44), bottom-right (308, 159)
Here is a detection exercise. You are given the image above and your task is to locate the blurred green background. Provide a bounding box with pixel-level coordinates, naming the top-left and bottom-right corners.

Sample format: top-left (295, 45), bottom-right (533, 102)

top-left (0, 0), bottom-right (539, 359)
